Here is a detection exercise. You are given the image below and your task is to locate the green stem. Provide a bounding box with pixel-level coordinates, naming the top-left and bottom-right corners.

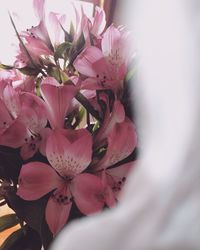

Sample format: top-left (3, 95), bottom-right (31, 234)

top-left (75, 92), bottom-right (101, 122)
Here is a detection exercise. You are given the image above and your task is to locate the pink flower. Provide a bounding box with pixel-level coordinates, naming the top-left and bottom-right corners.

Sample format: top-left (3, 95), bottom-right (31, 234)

top-left (17, 129), bottom-right (106, 236)
top-left (40, 77), bottom-right (78, 129)
top-left (0, 84), bottom-right (48, 159)
top-left (0, 85), bottom-right (28, 148)
top-left (93, 119), bottom-right (137, 202)
top-left (74, 25), bottom-right (132, 92)
top-left (95, 99), bottom-right (126, 147)
top-left (73, 5), bottom-right (106, 45)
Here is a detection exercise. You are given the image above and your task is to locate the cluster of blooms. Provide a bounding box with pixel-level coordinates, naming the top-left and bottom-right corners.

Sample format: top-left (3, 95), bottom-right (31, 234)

top-left (0, 0), bottom-right (137, 238)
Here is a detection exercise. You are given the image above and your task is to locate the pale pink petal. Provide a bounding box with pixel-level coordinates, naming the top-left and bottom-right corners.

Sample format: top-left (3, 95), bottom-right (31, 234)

top-left (45, 189), bottom-right (72, 236)
top-left (40, 84), bottom-right (77, 129)
top-left (46, 130), bottom-right (71, 176)
top-left (20, 92), bottom-right (47, 131)
top-left (27, 21), bottom-right (52, 50)
top-left (41, 77), bottom-right (60, 86)
top-left (91, 6), bottom-right (106, 36)
top-left (33, 0), bottom-right (45, 20)
top-left (13, 77), bottom-right (35, 93)
top-left (101, 25), bottom-right (121, 58)
top-left (95, 100), bottom-right (125, 145)
top-left (46, 129), bottom-right (92, 176)
top-left (48, 12), bottom-right (66, 45)
top-left (96, 120), bottom-right (137, 169)
top-left (71, 173), bottom-right (105, 215)
top-left (3, 85), bottom-right (21, 119)
top-left (65, 130), bottom-right (92, 174)
top-left (23, 35), bottom-right (52, 63)
top-left (74, 46), bottom-right (105, 77)
top-left (0, 99), bottom-right (12, 134)
top-left (106, 161), bottom-right (137, 200)
top-left (17, 162), bottom-right (62, 200)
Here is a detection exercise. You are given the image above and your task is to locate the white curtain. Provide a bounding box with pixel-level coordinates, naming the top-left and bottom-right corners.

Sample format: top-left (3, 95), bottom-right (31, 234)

top-left (51, 0), bottom-right (200, 249)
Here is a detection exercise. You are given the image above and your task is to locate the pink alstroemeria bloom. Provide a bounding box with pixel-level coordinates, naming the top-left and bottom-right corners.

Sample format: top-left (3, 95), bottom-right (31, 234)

top-left (15, 36), bottom-right (53, 68)
top-left (40, 77), bottom-right (78, 129)
top-left (0, 85), bottom-right (28, 148)
top-left (95, 99), bottom-right (126, 147)
top-left (74, 5), bottom-right (106, 44)
top-left (17, 130), bottom-right (106, 236)
top-left (94, 119), bottom-right (137, 202)
top-left (18, 93), bottom-right (49, 160)
top-left (74, 25), bottom-right (132, 92)
top-left (0, 83), bottom-right (48, 159)
top-left (27, 0), bottom-right (52, 50)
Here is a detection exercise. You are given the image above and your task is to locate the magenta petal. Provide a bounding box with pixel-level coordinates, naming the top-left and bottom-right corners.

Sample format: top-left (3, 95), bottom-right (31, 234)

top-left (45, 195), bottom-right (72, 236)
top-left (17, 162), bottom-right (61, 200)
top-left (71, 173), bottom-right (105, 215)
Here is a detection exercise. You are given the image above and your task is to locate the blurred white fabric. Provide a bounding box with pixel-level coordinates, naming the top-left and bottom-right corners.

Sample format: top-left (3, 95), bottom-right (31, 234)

top-left (51, 0), bottom-right (200, 249)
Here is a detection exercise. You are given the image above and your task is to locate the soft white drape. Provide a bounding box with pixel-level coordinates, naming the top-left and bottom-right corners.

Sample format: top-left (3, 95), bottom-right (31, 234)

top-left (51, 0), bottom-right (200, 249)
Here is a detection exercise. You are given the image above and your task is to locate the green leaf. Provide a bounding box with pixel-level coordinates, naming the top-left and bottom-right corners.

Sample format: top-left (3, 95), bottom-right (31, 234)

top-left (0, 214), bottom-right (19, 232)
top-left (0, 64), bottom-right (14, 70)
top-left (60, 24), bottom-right (73, 43)
top-left (75, 32), bottom-right (85, 53)
top-left (47, 66), bottom-right (62, 82)
top-left (18, 67), bottom-right (40, 76)
top-left (69, 21), bottom-right (75, 38)
top-left (0, 228), bottom-right (23, 250)
top-left (54, 42), bottom-right (72, 61)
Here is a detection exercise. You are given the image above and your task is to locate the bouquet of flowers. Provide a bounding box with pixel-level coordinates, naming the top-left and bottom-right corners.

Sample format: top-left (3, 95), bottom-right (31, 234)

top-left (0, 0), bottom-right (137, 249)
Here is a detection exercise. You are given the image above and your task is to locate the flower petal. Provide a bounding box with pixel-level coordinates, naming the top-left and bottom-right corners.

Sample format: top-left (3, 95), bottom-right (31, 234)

top-left (46, 130), bottom-right (71, 177)
top-left (91, 6), bottom-right (106, 36)
top-left (46, 129), bottom-right (92, 176)
top-left (101, 25), bottom-right (121, 58)
top-left (95, 100), bottom-right (125, 145)
top-left (3, 85), bottom-right (21, 119)
top-left (71, 173), bottom-right (105, 215)
top-left (96, 119), bottom-right (137, 169)
top-left (0, 99), bottom-right (12, 134)
top-left (41, 83), bottom-right (77, 129)
top-left (106, 161), bottom-right (137, 200)
top-left (0, 120), bottom-right (28, 148)
top-left (45, 193), bottom-right (72, 236)
top-left (17, 162), bottom-right (61, 200)
top-left (33, 0), bottom-right (45, 20)
top-left (74, 46), bottom-right (105, 77)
